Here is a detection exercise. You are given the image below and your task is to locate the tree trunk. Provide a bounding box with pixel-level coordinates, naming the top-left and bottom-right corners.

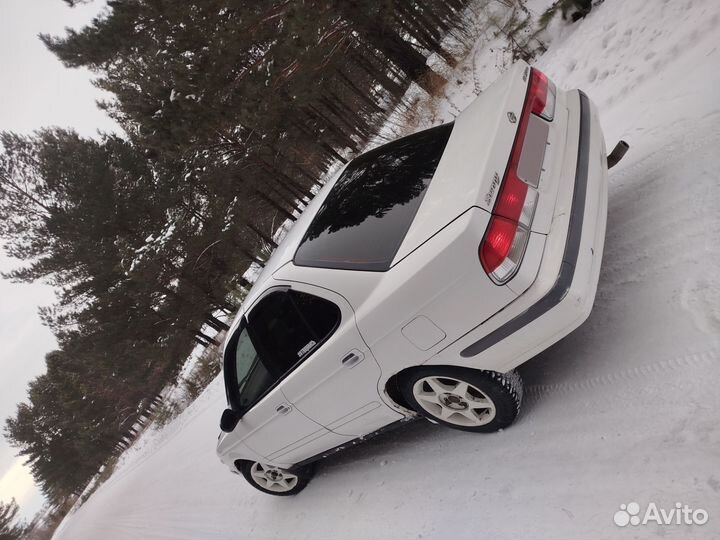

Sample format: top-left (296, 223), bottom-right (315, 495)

top-left (338, 70), bottom-right (385, 112)
top-left (396, 3), bottom-right (457, 68)
top-left (238, 276), bottom-right (253, 290)
top-left (205, 313), bottom-right (230, 332)
top-left (292, 118), bottom-right (348, 163)
top-left (244, 219), bottom-right (278, 249)
top-left (351, 51), bottom-right (406, 98)
top-left (254, 189), bottom-right (296, 221)
top-left (346, 9), bottom-right (447, 93)
top-left (273, 147), bottom-right (323, 186)
top-left (319, 96), bottom-right (367, 139)
top-left (261, 181), bottom-right (303, 214)
top-left (306, 104), bottom-right (358, 150)
top-left (326, 92), bottom-right (372, 139)
top-left (236, 244), bottom-right (265, 267)
top-left (259, 160), bottom-right (311, 202)
top-left (194, 330), bottom-right (219, 347)
top-left (256, 163), bottom-right (308, 206)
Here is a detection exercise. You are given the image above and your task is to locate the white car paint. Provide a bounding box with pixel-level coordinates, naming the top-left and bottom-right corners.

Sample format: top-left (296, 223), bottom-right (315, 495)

top-left (270, 282), bottom-right (404, 440)
top-left (217, 59), bottom-right (609, 473)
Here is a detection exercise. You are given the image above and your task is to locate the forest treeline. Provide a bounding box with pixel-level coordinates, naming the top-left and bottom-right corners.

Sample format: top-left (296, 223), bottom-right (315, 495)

top-left (0, 0), bottom-right (494, 508)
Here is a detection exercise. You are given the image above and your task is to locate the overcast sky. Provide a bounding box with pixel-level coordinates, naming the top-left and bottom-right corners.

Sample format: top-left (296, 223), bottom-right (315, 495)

top-left (0, 0), bottom-right (117, 521)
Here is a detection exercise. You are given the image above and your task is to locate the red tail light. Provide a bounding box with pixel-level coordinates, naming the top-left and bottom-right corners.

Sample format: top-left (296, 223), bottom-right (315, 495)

top-left (480, 68), bottom-right (555, 284)
top-left (529, 70), bottom-right (556, 121)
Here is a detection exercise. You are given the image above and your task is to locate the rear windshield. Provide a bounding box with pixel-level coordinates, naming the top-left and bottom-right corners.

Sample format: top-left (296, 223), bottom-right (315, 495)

top-left (294, 122), bottom-right (454, 271)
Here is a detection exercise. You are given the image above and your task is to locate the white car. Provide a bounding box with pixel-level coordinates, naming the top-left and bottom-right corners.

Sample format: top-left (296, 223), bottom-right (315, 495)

top-left (217, 61), bottom-right (622, 496)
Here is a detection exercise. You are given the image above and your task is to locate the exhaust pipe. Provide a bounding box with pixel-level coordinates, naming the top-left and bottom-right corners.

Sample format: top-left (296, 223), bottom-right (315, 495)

top-left (607, 140), bottom-right (629, 169)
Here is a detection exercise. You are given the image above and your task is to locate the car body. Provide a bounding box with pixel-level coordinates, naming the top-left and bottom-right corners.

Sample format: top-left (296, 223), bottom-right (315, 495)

top-left (216, 60), bottom-right (609, 494)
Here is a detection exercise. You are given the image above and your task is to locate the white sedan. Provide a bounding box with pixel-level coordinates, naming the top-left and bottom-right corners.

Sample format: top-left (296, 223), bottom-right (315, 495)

top-left (216, 60), bottom-right (622, 495)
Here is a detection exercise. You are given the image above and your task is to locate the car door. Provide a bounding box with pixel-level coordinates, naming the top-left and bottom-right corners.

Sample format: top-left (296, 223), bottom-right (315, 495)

top-left (223, 312), bottom-right (352, 467)
top-left (275, 283), bottom-right (404, 437)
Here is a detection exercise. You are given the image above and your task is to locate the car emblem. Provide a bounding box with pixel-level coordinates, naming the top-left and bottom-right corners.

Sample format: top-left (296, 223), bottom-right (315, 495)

top-left (507, 112), bottom-right (517, 123)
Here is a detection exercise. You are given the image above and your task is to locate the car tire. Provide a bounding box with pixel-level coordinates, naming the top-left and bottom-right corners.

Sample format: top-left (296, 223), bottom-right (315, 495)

top-left (400, 367), bottom-right (523, 433)
top-left (238, 460), bottom-right (314, 496)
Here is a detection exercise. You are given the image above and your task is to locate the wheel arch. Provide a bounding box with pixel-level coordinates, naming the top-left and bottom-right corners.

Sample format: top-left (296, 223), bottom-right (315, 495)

top-left (384, 365), bottom-right (519, 411)
top-left (233, 458), bottom-right (251, 473)
top-left (383, 369), bottom-right (416, 411)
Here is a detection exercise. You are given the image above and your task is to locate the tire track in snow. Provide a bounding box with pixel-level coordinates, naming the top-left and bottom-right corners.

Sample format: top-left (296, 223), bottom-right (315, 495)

top-left (597, 112), bottom-right (720, 291)
top-left (524, 348), bottom-right (719, 404)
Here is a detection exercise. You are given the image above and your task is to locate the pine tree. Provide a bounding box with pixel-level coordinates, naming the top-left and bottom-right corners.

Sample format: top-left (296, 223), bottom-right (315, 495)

top-left (2, 0), bottom-right (477, 502)
top-left (0, 498), bottom-right (26, 540)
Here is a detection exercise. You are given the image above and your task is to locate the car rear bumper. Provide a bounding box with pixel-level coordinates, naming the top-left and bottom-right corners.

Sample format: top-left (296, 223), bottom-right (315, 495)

top-left (427, 90), bottom-right (608, 372)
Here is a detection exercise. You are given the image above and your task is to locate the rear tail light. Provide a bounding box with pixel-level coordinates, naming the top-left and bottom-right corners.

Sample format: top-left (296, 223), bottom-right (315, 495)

top-left (529, 70), bottom-right (556, 121)
top-left (480, 217), bottom-right (531, 283)
top-left (480, 68), bottom-right (556, 285)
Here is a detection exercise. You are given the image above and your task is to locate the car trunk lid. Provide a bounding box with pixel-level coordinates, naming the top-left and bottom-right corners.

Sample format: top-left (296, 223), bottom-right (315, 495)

top-left (392, 61), bottom-right (533, 264)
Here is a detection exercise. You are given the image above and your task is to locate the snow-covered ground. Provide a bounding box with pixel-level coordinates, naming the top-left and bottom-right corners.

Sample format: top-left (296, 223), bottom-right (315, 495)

top-left (52, 1), bottom-right (720, 538)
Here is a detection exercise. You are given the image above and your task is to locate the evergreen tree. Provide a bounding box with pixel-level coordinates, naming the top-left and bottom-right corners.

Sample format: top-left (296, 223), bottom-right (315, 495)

top-left (2, 0), bottom-right (477, 502)
top-left (0, 498), bottom-right (26, 540)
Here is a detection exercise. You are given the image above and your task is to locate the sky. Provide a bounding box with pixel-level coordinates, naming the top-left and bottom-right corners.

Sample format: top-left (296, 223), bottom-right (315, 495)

top-left (0, 0), bottom-right (117, 522)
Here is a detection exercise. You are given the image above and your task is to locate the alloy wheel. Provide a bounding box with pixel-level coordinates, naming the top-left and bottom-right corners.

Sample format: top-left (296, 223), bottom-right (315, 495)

top-left (411, 375), bottom-right (497, 427)
top-left (249, 462), bottom-right (299, 493)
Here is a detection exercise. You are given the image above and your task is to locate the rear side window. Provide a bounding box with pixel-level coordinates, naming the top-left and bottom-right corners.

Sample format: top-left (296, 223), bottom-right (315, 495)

top-left (226, 289), bottom-right (341, 413)
top-left (289, 290), bottom-right (339, 339)
top-left (294, 122), bottom-right (454, 271)
top-left (248, 290), bottom-right (340, 375)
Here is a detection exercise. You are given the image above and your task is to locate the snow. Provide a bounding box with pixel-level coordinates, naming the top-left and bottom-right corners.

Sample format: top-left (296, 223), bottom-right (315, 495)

top-left (52, 1), bottom-right (720, 539)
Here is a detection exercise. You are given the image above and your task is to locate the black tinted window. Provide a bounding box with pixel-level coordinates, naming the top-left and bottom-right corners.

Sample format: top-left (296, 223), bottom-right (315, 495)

top-left (289, 290), bottom-right (340, 339)
top-left (294, 123), bottom-right (454, 271)
top-left (249, 292), bottom-right (314, 374)
top-left (226, 290), bottom-right (340, 413)
top-left (248, 291), bottom-right (339, 376)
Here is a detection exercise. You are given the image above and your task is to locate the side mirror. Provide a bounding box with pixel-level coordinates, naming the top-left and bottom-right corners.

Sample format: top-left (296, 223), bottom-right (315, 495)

top-left (220, 408), bottom-right (240, 433)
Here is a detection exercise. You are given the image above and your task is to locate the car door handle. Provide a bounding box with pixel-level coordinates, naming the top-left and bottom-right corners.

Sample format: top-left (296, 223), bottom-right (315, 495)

top-left (276, 404), bottom-right (292, 415)
top-left (341, 352), bottom-right (363, 368)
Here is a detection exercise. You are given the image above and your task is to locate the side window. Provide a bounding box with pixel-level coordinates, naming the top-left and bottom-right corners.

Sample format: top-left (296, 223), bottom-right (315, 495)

top-left (288, 290), bottom-right (340, 341)
top-left (248, 290), bottom-right (340, 377)
top-left (232, 327), bottom-right (277, 411)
